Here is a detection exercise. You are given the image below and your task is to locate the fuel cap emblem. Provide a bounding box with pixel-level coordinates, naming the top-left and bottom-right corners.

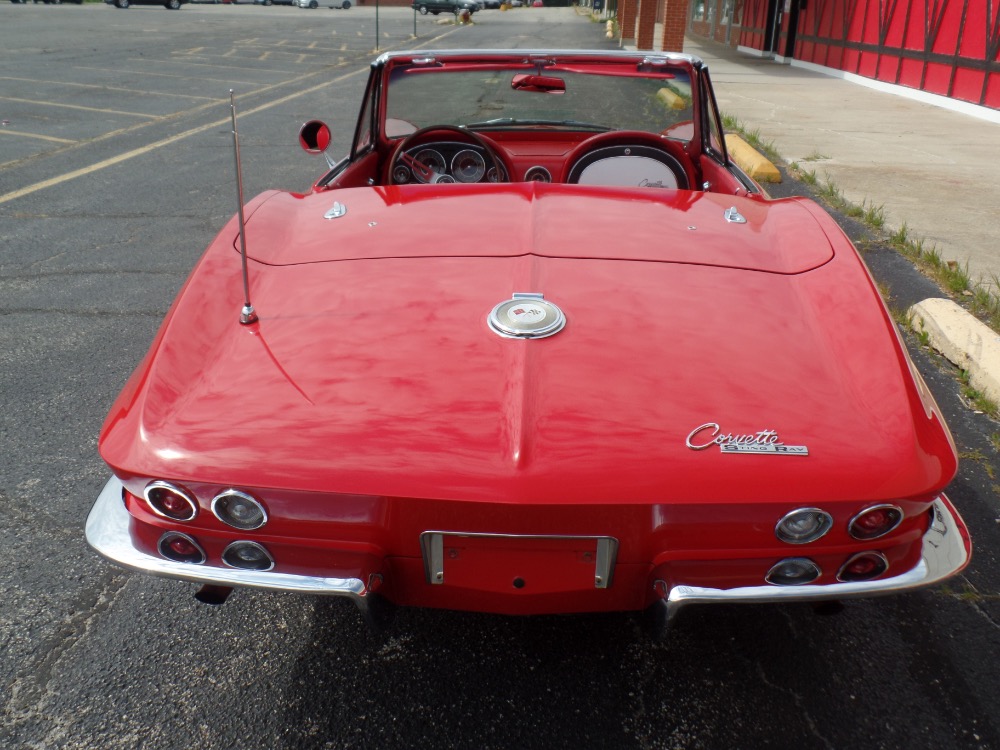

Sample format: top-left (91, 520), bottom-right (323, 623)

top-left (488, 293), bottom-right (566, 339)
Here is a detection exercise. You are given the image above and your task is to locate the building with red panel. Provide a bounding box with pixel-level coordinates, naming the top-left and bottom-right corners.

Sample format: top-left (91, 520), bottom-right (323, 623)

top-left (680, 0), bottom-right (999, 111)
top-left (627, 1), bottom-right (999, 112)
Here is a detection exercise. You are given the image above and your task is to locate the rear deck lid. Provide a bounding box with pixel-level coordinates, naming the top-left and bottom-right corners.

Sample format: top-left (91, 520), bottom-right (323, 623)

top-left (242, 184), bottom-right (834, 274)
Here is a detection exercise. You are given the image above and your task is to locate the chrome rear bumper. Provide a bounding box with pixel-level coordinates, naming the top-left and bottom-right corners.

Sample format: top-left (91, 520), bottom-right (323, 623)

top-left (656, 495), bottom-right (971, 624)
top-left (86, 477), bottom-right (369, 601)
top-left (88, 477), bottom-right (971, 625)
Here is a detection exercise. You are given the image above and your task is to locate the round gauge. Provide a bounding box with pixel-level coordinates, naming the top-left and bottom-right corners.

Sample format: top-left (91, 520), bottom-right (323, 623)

top-left (412, 149), bottom-right (446, 183)
top-left (392, 165), bottom-right (411, 184)
top-left (524, 166), bottom-right (551, 183)
top-left (451, 149), bottom-right (487, 183)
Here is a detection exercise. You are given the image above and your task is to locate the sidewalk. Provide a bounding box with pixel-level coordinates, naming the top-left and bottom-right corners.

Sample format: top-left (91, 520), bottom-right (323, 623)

top-left (683, 36), bottom-right (1000, 292)
top-left (677, 35), bottom-right (1000, 406)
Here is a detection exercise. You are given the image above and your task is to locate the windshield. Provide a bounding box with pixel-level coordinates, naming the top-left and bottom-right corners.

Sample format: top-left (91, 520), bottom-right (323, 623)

top-left (384, 64), bottom-right (695, 141)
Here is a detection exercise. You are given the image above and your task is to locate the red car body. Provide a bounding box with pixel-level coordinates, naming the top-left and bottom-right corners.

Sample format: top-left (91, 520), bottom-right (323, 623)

top-left (86, 50), bottom-right (970, 627)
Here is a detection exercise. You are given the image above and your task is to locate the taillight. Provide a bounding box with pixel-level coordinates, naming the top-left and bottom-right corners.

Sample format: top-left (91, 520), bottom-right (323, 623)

top-left (212, 490), bottom-right (267, 530)
top-left (765, 558), bottom-right (821, 586)
top-left (775, 508), bottom-right (833, 544)
top-left (144, 481), bottom-right (198, 521)
top-left (837, 551), bottom-right (889, 582)
top-left (158, 532), bottom-right (206, 564)
top-left (849, 505), bottom-right (903, 540)
top-left (222, 541), bottom-right (274, 571)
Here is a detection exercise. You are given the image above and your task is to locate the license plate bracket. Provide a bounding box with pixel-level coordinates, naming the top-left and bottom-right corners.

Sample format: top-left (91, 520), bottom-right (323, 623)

top-left (420, 531), bottom-right (618, 592)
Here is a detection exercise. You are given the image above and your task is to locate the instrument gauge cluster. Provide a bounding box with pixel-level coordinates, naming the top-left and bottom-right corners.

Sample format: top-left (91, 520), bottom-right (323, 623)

top-left (398, 141), bottom-right (505, 184)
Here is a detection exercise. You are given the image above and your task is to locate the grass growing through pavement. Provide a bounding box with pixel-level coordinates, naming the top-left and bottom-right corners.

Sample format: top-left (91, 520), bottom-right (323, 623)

top-left (722, 115), bottom-right (781, 163)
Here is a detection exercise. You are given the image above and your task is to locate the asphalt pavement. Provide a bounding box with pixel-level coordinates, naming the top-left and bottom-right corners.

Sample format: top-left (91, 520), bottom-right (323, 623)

top-left (678, 34), bottom-right (1000, 406)
top-left (2, 8), bottom-right (999, 748)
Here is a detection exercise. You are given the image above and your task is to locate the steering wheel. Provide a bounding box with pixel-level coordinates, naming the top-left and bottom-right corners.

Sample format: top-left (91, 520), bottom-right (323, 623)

top-left (560, 130), bottom-right (695, 189)
top-left (387, 125), bottom-right (507, 185)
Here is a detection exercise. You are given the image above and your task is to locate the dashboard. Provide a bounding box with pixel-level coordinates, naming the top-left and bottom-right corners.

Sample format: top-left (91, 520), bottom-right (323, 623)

top-left (391, 141), bottom-right (507, 184)
top-left (388, 133), bottom-right (693, 189)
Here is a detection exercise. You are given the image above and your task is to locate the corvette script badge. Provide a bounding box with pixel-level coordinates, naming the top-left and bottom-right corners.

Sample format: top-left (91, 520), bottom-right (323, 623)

top-left (685, 423), bottom-right (809, 456)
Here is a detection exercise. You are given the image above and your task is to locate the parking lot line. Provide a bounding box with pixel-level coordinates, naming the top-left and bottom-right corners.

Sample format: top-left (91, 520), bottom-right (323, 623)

top-left (0, 68), bottom-right (367, 207)
top-left (0, 76), bottom-right (220, 103)
top-left (0, 130), bottom-right (77, 145)
top-left (0, 96), bottom-right (158, 120)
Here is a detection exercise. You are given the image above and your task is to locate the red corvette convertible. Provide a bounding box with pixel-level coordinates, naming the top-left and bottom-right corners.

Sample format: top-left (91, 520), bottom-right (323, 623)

top-left (86, 49), bottom-right (971, 627)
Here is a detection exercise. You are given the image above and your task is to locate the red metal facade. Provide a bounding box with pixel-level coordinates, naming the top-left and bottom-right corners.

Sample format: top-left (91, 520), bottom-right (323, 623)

top-left (739, 0), bottom-right (772, 52)
top-left (733, 0), bottom-right (1000, 109)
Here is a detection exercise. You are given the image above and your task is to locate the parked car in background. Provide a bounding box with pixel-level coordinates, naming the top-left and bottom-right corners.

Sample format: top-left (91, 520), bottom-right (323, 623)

top-left (106, 0), bottom-right (187, 8)
top-left (411, 0), bottom-right (477, 14)
top-left (253, 0), bottom-right (296, 6)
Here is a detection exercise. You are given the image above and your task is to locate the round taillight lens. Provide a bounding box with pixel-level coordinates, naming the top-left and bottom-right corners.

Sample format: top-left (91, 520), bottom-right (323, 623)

top-left (837, 551), bottom-right (889, 582)
top-left (158, 532), bottom-right (206, 564)
top-left (775, 508), bottom-right (833, 544)
top-left (849, 505), bottom-right (903, 540)
top-left (212, 490), bottom-right (267, 530)
top-left (222, 541), bottom-right (274, 571)
top-left (765, 558), bottom-right (822, 586)
top-left (144, 481), bottom-right (197, 521)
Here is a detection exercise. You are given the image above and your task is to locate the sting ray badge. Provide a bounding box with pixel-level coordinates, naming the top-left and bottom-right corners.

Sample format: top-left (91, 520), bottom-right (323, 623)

top-left (488, 293), bottom-right (566, 339)
top-left (686, 423), bottom-right (809, 456)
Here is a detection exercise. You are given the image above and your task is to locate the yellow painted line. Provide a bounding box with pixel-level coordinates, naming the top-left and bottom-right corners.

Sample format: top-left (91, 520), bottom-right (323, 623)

top-left (0, 71), bottom-right (361, 206)
top-left (0, 129), bottom-right (77, 145)
top-left (1, 52), bottom-right (338, 171)
top-left (260, 52), bottom-right (272, 61)
top-left (0, 27), bottom-right (464, 206)
top-left (188, 39), bottom-right (346, 53)
top-left (0, 97), bottom-right (226, 172)
top-left (0, 76), bottom-right (218, 102)
top-left (0, 96), bottom-right (157, 120)
top-left (70, 65), bottom-right (262, 87)
top-left (127, 57), bottom-right (298, 76)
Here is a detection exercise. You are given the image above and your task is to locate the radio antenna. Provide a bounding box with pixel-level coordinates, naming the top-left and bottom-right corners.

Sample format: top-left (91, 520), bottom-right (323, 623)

top-left (229, 89), bottom-right (258, 325)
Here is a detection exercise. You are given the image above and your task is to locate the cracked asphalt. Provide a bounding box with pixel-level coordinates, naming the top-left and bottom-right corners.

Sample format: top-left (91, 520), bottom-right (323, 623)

top-left (1, 5), bottom-right (998, 749)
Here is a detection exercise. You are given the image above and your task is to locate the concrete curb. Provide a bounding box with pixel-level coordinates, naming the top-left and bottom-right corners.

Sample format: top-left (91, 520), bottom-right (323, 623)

top-left (909, 298), bottom-right (1000, 407)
